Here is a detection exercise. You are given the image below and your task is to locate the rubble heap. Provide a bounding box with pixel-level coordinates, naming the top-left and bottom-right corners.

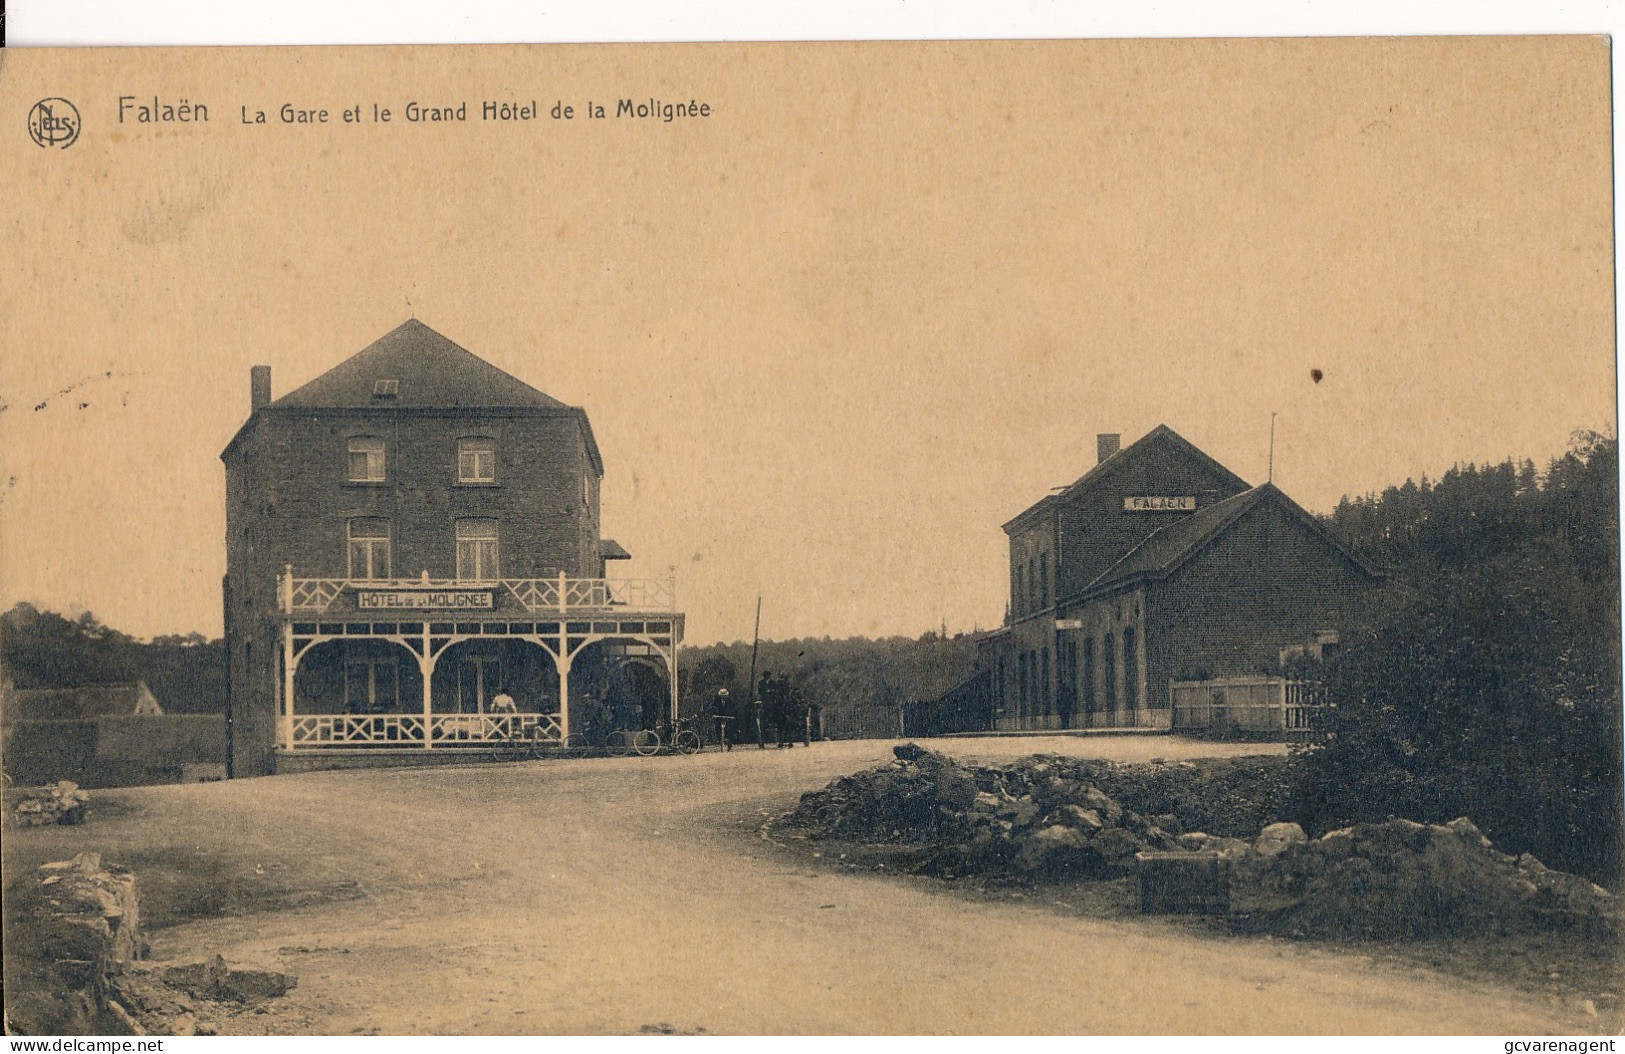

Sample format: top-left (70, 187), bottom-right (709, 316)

top-left (1228, 817), bottom-right (1620, 939)
top-left (784, 744), bottom-right (1619, 939)
top-left (5, 852), bottom-right (143, 1033)
top-left (5, 852), bottom-right (298, 1036)
top-left (10, 780), bottom-right (91, 827)
top-left (788, 743), bottom-right (1184, 881)
top-left (111, 956), bottom-right (299, 1036)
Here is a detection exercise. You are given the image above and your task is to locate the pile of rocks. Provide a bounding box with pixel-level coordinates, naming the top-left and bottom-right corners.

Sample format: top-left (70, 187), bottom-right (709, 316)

top-left (788, 743), bottom-right (1179, 881)
top-left (7, 851), bottom-right (299, 1036)
top-left (11, 781), bottom-right (91, 827)
top-left (1226, 817), bottom-right (1619, 939)
top-left (785, 744), bottom-right (1619, 939)
top-left (5, 852), bottom-right (144, 1033)
top-left (111, 956), bottom-right (298, 1036)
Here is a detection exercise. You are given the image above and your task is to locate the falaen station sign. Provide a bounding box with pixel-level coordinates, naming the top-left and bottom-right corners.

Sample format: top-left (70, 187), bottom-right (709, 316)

top-left (1124, 496), bottom-right (1197, 512)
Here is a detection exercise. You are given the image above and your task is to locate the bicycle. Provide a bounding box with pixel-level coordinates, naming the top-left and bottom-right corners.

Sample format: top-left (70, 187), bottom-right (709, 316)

top-left (565, 727), bottom-right (643, 757)
top-left (634, 719), bottom-right (704, 756)
top-left (665, 718), bottom-right (704, 755)
top-left (487, 720), bottom-right (549, 763)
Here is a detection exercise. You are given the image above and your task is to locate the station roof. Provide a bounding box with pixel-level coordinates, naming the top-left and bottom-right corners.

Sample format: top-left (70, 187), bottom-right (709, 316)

top-left (1073, 482), bottom-right (1381, 601)
top-left (1002, 424), bottom-right (1250, 534)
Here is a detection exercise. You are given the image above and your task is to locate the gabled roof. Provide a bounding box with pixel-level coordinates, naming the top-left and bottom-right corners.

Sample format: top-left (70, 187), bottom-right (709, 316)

top-left (271, 320), bottom-right (567, 410)
top-left (224, 320), bottom-right (604, 473)
top-left (600, 539), bottom-right (632, 560)
top-left (1072, 482), bottom-right (1382, 601)
top-left (1003, 425), bottom-right (1251, 534)
top-left (3, 682), bottom-right (163, 723)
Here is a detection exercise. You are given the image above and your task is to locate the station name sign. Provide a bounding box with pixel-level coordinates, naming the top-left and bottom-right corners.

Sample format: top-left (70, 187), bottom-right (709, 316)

top-left (1123, 495), bottom-right (1196, 512)
top-left (356, 590), bottom-right (495, 610)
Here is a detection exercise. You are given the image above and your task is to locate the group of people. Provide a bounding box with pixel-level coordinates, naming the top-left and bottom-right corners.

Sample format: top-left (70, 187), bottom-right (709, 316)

top-left (708, 672), bottom-right (817, 750)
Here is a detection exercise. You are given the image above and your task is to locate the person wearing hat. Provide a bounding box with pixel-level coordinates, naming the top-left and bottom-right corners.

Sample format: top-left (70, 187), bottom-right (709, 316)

top-left (709, 687), bottom-right (735, 750)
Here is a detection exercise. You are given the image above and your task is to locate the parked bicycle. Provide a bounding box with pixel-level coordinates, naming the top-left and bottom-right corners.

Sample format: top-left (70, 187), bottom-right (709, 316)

top-left (565, 726), bottom-right (646, 757)
top-left (564, 721), bottom-right (701, 757)
top-left (488, 721), bottom-right (550, 763)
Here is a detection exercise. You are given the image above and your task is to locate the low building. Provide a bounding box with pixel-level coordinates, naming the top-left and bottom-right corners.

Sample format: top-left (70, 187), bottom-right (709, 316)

top-left (1, 680), bottom-right (226, 787)
top-left (989, 425), bottom-right (1383, 731)
top-left (2, 681), bottom-right (164, 722)
top-left (221, 320), bottom-right (684, 775)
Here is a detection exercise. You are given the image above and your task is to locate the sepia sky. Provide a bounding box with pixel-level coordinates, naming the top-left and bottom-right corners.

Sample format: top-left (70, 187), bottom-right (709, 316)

top-left (0, 38), bottom-right (1614, 645)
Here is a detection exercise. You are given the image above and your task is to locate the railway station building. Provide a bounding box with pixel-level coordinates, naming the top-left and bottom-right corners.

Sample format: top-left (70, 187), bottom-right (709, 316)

top-left (221, 320), bottom-right (683, 776)
top-left (987, 425), bottom-right (1383, 733)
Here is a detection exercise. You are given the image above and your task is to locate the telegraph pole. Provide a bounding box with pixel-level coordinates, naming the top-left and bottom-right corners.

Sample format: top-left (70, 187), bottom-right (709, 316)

top-left (746, 596), bottom-right (762, 744)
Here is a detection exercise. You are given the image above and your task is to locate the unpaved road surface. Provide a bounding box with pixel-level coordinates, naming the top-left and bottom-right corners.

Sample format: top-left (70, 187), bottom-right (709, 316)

top-left (4, 736), bottom-right (1600, 1034)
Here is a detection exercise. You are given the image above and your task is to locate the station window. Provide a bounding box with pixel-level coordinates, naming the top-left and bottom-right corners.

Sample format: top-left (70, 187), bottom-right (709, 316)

top-left (455, 518), bottom-right (500, 581)
top-left (1082, 637), bottom-right (1097, 714)
top-left (347, 436), bottom-right (386, 482)
top-left (1103, 631), bottom-right (1117, 711)
top-left (458, 438), bottom-right (496, 483)
top-left (1123, 626), bottom-right (1139, 710)
top-left (347, 518), bottom-right (391, 580)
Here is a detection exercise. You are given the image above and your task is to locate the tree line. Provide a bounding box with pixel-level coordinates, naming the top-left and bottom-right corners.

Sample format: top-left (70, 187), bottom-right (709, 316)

top-left (2, 603), bottom-right (227, 714)
top-left (1294, 430), bottom-right (1621, 884)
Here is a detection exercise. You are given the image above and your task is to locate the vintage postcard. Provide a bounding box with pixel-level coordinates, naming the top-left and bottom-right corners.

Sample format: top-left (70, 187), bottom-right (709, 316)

top-left (0, 38), bottom-right (1618, 1038)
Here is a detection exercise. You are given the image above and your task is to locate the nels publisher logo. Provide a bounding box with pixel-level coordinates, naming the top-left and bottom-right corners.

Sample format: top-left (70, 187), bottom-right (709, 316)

top-left (28, 97), bottom-right (81, 149)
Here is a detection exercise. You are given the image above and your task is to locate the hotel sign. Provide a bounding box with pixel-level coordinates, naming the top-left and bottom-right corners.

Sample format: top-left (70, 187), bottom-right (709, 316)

top-left (1124, 495), bottom-right (1196, 512)
top-left (356, 590), bottom-right (495, 610)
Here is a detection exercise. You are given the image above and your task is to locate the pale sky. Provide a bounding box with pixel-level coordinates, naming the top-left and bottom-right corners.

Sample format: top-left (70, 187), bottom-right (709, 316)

top-left (0, 38), bottom-right (1614, 645)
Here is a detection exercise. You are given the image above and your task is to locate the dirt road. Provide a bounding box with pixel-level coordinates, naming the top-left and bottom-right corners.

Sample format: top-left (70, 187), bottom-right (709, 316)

top-left (5, 736), bottom-right (1596, 1034)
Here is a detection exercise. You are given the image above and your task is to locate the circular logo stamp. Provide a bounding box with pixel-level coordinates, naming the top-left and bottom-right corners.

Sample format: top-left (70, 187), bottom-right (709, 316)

top-left (28, 98), bottom-right (81, 149)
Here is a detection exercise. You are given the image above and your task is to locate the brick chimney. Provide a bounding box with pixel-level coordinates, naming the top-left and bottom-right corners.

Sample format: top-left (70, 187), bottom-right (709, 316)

top-left (1097, 433), bottom-right (1121, 464)
top-left (250, 365), bottom-right (272, 411)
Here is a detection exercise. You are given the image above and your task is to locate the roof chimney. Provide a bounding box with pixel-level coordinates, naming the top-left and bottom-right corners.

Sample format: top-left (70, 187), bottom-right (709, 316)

top-left (250, 365), bottom-right (272, 411)
top-left (1097, 433), bottom-right (1121, 464)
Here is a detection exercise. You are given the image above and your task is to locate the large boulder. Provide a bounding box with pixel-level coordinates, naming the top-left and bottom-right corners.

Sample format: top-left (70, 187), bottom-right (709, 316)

top-left (1051, 805), bottom-right (1105, 834)
top-left (1254, 822), bottom-right (1308, 858)
top-left (1076, 787), bottom-right (1124, 826)
top-left (1088, 827), bottom-right (1147, 876)
top-left (1013, 825), bottom-right (1096, 878)
top-left (933, 768), bottom-right (981, 812)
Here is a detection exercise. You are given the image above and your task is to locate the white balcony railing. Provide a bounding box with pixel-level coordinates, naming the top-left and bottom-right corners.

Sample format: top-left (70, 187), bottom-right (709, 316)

top-left (289, 712), bottom-right (564, 747)
top-left (281, 569), bottom-right (676, 616)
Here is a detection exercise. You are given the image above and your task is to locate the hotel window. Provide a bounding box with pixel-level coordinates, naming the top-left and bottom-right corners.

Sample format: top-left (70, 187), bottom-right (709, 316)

top-left (347, 436), bottom-right (386, 482)
top-left (455, 518), bottom-right (500, 581)
top-left (458, 438), bottom-right (496, 483)
top-left (346, 518), bottom-right (391, 580)
top-left (345, 658), bottom-right (399, 713)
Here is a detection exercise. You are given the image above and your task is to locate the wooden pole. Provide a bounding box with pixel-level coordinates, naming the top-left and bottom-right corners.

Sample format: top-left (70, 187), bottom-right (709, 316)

top-left (746, 596), bottom-right (762, 744)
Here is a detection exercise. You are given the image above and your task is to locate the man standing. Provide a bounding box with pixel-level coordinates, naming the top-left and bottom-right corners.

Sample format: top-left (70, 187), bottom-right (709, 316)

top-left (709, 687), bottom-right (735, 750)
top-left (753, 674), bottom-right (769, 749)
top-left (773, 673), bottom-right (795, 748)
